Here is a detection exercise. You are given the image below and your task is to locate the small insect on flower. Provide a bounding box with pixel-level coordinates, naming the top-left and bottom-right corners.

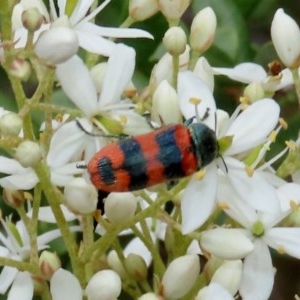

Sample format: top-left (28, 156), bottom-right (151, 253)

top-left (83, 118), bottom-right (218, 192)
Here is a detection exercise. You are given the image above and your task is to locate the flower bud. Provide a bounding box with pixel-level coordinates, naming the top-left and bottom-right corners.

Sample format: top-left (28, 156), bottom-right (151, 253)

top-left (39, 250), bottom-right (61, 280)
top-left (0, 112), bottom-right (23, 136)
top-left (211, 260), bottom-right (242, 295)
top-left (107, 250), bottom-right (127, 279)
top-left (163, 27), bottom-right (187, 56)
top-left (129, 0), bottom-right (159, 21)
top-left (104, 192), bottom-right (137, 224)
top-left (12, 0), bottom-right (49, 31)
top-left (15, 141), bottom-right (42, 167)
top-left (151, 80), bottom-right (182, 125)
top-left (190, 7), bottom-right (217, 53)
top-left (34, 26), bottom-right (79, 65)
top-left (162, 254), bottom-right (200, 299)
top-left (243, 82), bottom-right (265, 102)
top-left (271, 9), bottom-right (300, 68)
top-left (64, 178), bottom-right (97, 214)
top-left (125, 253), bottom-right (148, 280)
top-left (138, 293), bottom-right (163, 300)
top-left (3, 189), bottom-right (25, 208)
top-left (8, 58), bottom-right (31, 81)
top-left (22, 7), bottom-right (44, 32)
top-left (158, 0), bottom-right (190, 21)
top-left (195, 282), bottom-right (234, 300)
top-left (85, 270), bottom-right (121, 300)
top-left (200, 228), bottom-right (254, 259)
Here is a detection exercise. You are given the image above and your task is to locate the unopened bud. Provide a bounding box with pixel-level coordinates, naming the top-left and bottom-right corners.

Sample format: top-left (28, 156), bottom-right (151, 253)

top-left (15, 141), bottom-right (42, 167)
top-left (125, 253), bottom-right (148, 280)
top-left (151, 80), bottom-right (182, 125)
top-left (3, 189), bottom-right (25, 208)
top-left (158, 0), bottom-right (190, 21)
top-left (104, 192), bottom-right (137, 224)
top-left (0, 112), bottom-right (23, 136)
top-left (64, 178), bottom-right (97, 214)
top-left (200, 228), bottom-right (254, 259)
top-left (271, 9), bottom-right (300, 68)
top-left (211, 260), bottom-right (242, 295)
top-left (39, 250), bottom-right (61, 280)
top-left (162, 255), bottom-right (200, 299)
top-left (129, 0), bottom-right (159, 21)
top-left (22, 7), bottom-right (44, 32)
top-left (8, 58), bottom-right (31, 81)
top-left (139, 293), bottom-right (163, 300)
top-left (107, 250), bottom-right (127, 279)
top-left (85, 270), bottom-right (121, 300)
top-left (163, 27), bottom-right (187, 56)
top-left (190, 7), bottom-right (217, 53)
top-left (34, 26), bottom-right (79, 65)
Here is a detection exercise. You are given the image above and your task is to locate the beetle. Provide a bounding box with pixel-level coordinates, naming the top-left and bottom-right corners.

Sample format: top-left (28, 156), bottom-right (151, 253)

top-left (86, 119), bottom-right (218, 192)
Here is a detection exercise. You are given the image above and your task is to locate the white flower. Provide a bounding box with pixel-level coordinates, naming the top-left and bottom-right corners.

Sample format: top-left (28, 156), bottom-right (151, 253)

top-left (0, 156), bottom-right (83, 190)
top-left (217, 179), bottom-right (300, 300)
top-left (0, 218), bottom-right (70, 296)
top-left (271, 8), bottom-right (300, 68)
top-left (47, 44), bottom-right (151, 168)
top-left (178, 71), bottom-right (282, 233)
top-left (212, 62), bottom-right (293, 93)
top-left (13, 0), bottom-right (153, 56)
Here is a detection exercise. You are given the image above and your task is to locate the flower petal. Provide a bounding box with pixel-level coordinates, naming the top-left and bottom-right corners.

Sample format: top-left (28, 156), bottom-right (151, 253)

top-left (76, 21), bottom-right (153, 39)
top-left (75, 29), bottom-right (116, 56)
top-left (56, 55), bottom-right (98, 116)
top-left (99, 44), bottom-right (136, 107)
top-left (0, 267), bottom-right (18, 294)
top-left (212, 63), bottom-right (267, 83)
top-left (7, 272), bottom-right (33, 300)
top-left (240, 239), bottom-right (274, 300)
top-left (50, 268), bottom-right (82, 300)
top-left (264, 227), bottom-right (300, 259)
top-left (225, 99), bottom-right (280, 155)
top-left (47, 120), bottom-right (87, 168)
top-left (178, 71), bottom-right (216, 129)
top-left (181, 163), bottom-right (217, 234)
top-left (0, 173), bottom-right (38, 190)
top-left (228, 164), bottom-right (280, 215)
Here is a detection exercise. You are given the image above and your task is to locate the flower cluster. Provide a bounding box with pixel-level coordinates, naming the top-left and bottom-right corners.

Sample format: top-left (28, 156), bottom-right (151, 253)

top-left (0, 1), bottom-right (300, 299)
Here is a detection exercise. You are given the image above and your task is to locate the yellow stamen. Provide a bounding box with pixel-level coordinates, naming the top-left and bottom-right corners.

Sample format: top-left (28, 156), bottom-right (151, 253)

top-left (277, 245), bottom-right (286, 255)
top-left (285, 140), bottom-right (296, 151)
top-left (279, 118), bottom-right (288, 129)
top-left (218, 201), bottom-right (230, 209)
top-left (195, 169), bottom-right (206, 180)
top-left (239, 96), bottom-right (251, 107)
top-left (269, 130), bottom-right (277, 143)
top-left (290, 200), bottom-right (298, 211)
top-left (189, 97), bottom-right (201, 105)
top-left (245, 165), bottom-right (254, 177)
top-left (24, 191), bottom-right (33, 201)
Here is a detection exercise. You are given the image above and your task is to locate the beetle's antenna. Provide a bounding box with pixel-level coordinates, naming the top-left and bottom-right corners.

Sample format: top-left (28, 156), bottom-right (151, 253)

top-left (218, 154), bottom-right (228, 173)
top-left (76, 162), bottom-right (87, 169)
top-left (76, 119), bottom-right (126, 139)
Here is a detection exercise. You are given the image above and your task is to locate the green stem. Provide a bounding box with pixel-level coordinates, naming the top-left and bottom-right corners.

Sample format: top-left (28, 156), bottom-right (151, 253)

top-left (34, 162), bottom-right (83, 284)
top-left (291, 68), bottom-right (300, 107)
top-left (189, 49), bottom-right (201, 70)
top-left (172, 55), bottom-right (179, 89)
top-left (0, 257), bottom-right (40, 274)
